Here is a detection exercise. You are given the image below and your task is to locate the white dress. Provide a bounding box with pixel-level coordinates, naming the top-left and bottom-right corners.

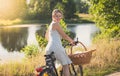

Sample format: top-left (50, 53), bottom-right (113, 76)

top-left (45, 21), bottom-right (72, 65)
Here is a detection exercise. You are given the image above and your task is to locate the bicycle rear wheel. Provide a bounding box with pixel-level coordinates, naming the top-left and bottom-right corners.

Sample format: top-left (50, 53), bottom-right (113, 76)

top-left (39, 68), bottom-right (56, 76)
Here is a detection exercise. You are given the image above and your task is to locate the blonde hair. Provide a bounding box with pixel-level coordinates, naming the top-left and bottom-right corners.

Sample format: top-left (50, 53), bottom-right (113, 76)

top-left (52, 9), bottom-right (63, 16)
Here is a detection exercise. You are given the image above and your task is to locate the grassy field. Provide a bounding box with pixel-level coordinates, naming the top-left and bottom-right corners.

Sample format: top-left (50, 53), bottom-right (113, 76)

top-left (0, 38), bottom-right (120, 76)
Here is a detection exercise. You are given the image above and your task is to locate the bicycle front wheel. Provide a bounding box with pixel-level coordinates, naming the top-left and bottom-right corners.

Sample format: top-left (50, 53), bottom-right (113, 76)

top-left (39, 68), bottom-right (56, 76)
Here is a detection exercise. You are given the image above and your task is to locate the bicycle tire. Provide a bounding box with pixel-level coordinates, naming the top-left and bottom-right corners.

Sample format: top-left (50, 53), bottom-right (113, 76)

top-left (69, 64), bottom-right (83, 76)
top-left (73, 65), bottom-right (83, 76)
top-left (79, 65), bottom-right (83, 76)
top-left (39, 68), bottom-right (56, 76)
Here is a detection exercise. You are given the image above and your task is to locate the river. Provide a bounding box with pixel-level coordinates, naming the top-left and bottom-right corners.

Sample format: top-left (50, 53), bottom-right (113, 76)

top-left (0, 23), bottom-right (98, 62)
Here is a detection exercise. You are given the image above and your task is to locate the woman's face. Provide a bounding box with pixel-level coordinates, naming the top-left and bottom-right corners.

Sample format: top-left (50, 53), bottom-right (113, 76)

top-left (53, 12), bottom-right (63, 22)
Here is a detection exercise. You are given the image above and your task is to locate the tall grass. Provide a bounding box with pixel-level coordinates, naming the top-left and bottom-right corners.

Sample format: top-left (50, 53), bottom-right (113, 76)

top-left (0, 51), bottom-right (45, 76)
top-left (84, 39), bottom-right (120, 76)
top-left (0, 39), bottom-right (120, 76)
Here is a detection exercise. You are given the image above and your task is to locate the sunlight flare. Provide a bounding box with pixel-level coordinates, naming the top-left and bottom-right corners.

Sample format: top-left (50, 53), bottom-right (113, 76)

top-left (0, 0), bottom-right (13, 14)
top-left (0, 0), bottom-right (26, 19)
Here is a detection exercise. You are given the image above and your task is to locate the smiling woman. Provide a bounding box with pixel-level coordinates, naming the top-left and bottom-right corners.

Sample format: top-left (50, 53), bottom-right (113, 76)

top-left (0, 0), bottom-right (27, 19)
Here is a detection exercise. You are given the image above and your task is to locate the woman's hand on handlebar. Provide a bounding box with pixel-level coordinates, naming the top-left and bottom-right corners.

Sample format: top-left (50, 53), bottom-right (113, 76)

top-left (70, 37), bottom-right (79, 46)
top-left (70, 41), bottom-right (78, 46)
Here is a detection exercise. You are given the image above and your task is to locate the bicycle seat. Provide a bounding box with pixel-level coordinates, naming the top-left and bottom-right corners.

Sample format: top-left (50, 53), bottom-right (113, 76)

top-left (44, 52), bottom-right (54, 57)
top-left (44, 52), bottom-right (56, 62)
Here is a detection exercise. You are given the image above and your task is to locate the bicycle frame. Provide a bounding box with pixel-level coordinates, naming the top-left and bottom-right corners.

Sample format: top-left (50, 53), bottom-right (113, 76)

top-left (45, 52), bottom-right (58, 76)
top-left (36, 52), bottom-right (59, 76)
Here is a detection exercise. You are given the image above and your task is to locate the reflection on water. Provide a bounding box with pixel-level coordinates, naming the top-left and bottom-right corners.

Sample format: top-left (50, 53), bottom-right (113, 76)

top-left (27, 26), bottom-right (39, 45)
top-left (0, 24), bottom-right (44, 62)
top-left (0, 23), bottom-right (98, 62)
top-left (0, 27), bottom-right (28, 52)
top-left (68, 24), bottom-right (98, 46)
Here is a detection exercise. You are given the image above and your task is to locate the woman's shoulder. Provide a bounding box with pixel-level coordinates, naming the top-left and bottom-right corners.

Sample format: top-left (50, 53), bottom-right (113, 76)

top-left (51, 21), bottom-right (59, 26)
top-left (50, 21), bottom-right (60, 30)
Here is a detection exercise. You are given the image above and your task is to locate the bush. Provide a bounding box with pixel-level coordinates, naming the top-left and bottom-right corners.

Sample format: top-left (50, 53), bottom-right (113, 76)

top-left (36, 33), bottom-right (48, 48)
top-left (21, 44), bottom-right (39, 57)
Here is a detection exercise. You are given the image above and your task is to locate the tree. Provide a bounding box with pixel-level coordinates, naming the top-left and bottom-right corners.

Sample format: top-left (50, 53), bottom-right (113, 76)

top-left (89, 0), bottom-right (120, 38)
top-left (54, 0), bottom-right (77, 19)
top-left (27, 0), bottom-right (51, 20)
top-left (74, 0), bottom-right (89, 13)
top-left (27, 0), bottom-right (77, 20)
top-left (63, 0), bottom-right (76, 19)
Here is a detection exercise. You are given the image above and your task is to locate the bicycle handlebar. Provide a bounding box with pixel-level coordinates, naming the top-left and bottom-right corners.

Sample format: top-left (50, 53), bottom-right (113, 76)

top-left (63, 38), bottom-right (79, 48)
top-left (64, 38), bottom-right (87, 52)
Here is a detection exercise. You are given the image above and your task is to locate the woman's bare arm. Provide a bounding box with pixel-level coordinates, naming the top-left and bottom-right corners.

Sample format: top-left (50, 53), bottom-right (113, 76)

top-left (45, 29), bottom-right (49, 41)
top-left (52, 23), bottom-right (74, 43)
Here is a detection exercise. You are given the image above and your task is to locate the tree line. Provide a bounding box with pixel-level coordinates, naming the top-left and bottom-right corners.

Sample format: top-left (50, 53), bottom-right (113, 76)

top-left (0, 0), bottom-right (89, 20)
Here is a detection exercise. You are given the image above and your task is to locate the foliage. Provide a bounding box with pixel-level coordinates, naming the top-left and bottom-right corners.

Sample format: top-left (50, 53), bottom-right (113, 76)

top-left (89, 0), bottom-right (120, 38)
top-left (21, 44), bottom-right (39, 57)
top-left (60, 19), bottom-right (75, 45)
top-left (0, 0), bottom-right (90, 20)
top-left (63, 0), bottom-right (77, 19)
top-left (74, 0), bottom-right (89, 13)
top-left (36, 19), bottom-right (75, 48)
top-left (36, 33), bottom-right (48, 48)
top-left (25, 0), bottom-right (77, 20)
top-left (26, 0), bottom-right (51, 20)
top-left (54, 2), bottom-right (65, 14)
top-left (36, 24), bottom-right (48, 48)
top-left (0, 0), bottom-right (85, 20)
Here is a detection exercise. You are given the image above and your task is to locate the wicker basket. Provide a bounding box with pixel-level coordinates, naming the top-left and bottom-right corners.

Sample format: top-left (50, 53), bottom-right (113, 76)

top-left (68, 41), bottom-right (96, 65)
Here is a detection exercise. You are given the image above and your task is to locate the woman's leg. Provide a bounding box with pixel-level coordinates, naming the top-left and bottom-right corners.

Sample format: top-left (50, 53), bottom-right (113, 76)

top-left (62, 64), bottom-right (70, 76)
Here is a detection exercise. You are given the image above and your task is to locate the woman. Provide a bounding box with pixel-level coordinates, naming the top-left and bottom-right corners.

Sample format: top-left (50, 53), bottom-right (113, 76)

top-left (45, 9), bottom-right (75, 76)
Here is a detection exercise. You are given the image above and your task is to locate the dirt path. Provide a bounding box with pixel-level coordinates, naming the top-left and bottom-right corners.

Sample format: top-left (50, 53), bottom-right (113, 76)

top-left (105, 72), bottom-right (120, 76)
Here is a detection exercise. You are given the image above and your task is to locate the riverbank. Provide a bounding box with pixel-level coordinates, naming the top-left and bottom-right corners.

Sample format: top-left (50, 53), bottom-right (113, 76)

top-left (0, 14), bottom-right (94, 26)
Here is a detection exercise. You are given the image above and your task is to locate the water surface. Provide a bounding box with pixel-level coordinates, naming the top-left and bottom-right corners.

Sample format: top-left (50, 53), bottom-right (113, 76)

top-left (0, 23), bottom-right (98, 62)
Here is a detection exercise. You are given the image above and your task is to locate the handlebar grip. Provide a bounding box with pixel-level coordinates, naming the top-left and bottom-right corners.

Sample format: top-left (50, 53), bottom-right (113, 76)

top-left (63, 38), bottom-right (79, 47)
top-left (69, 41), bottom-right (78, 46)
